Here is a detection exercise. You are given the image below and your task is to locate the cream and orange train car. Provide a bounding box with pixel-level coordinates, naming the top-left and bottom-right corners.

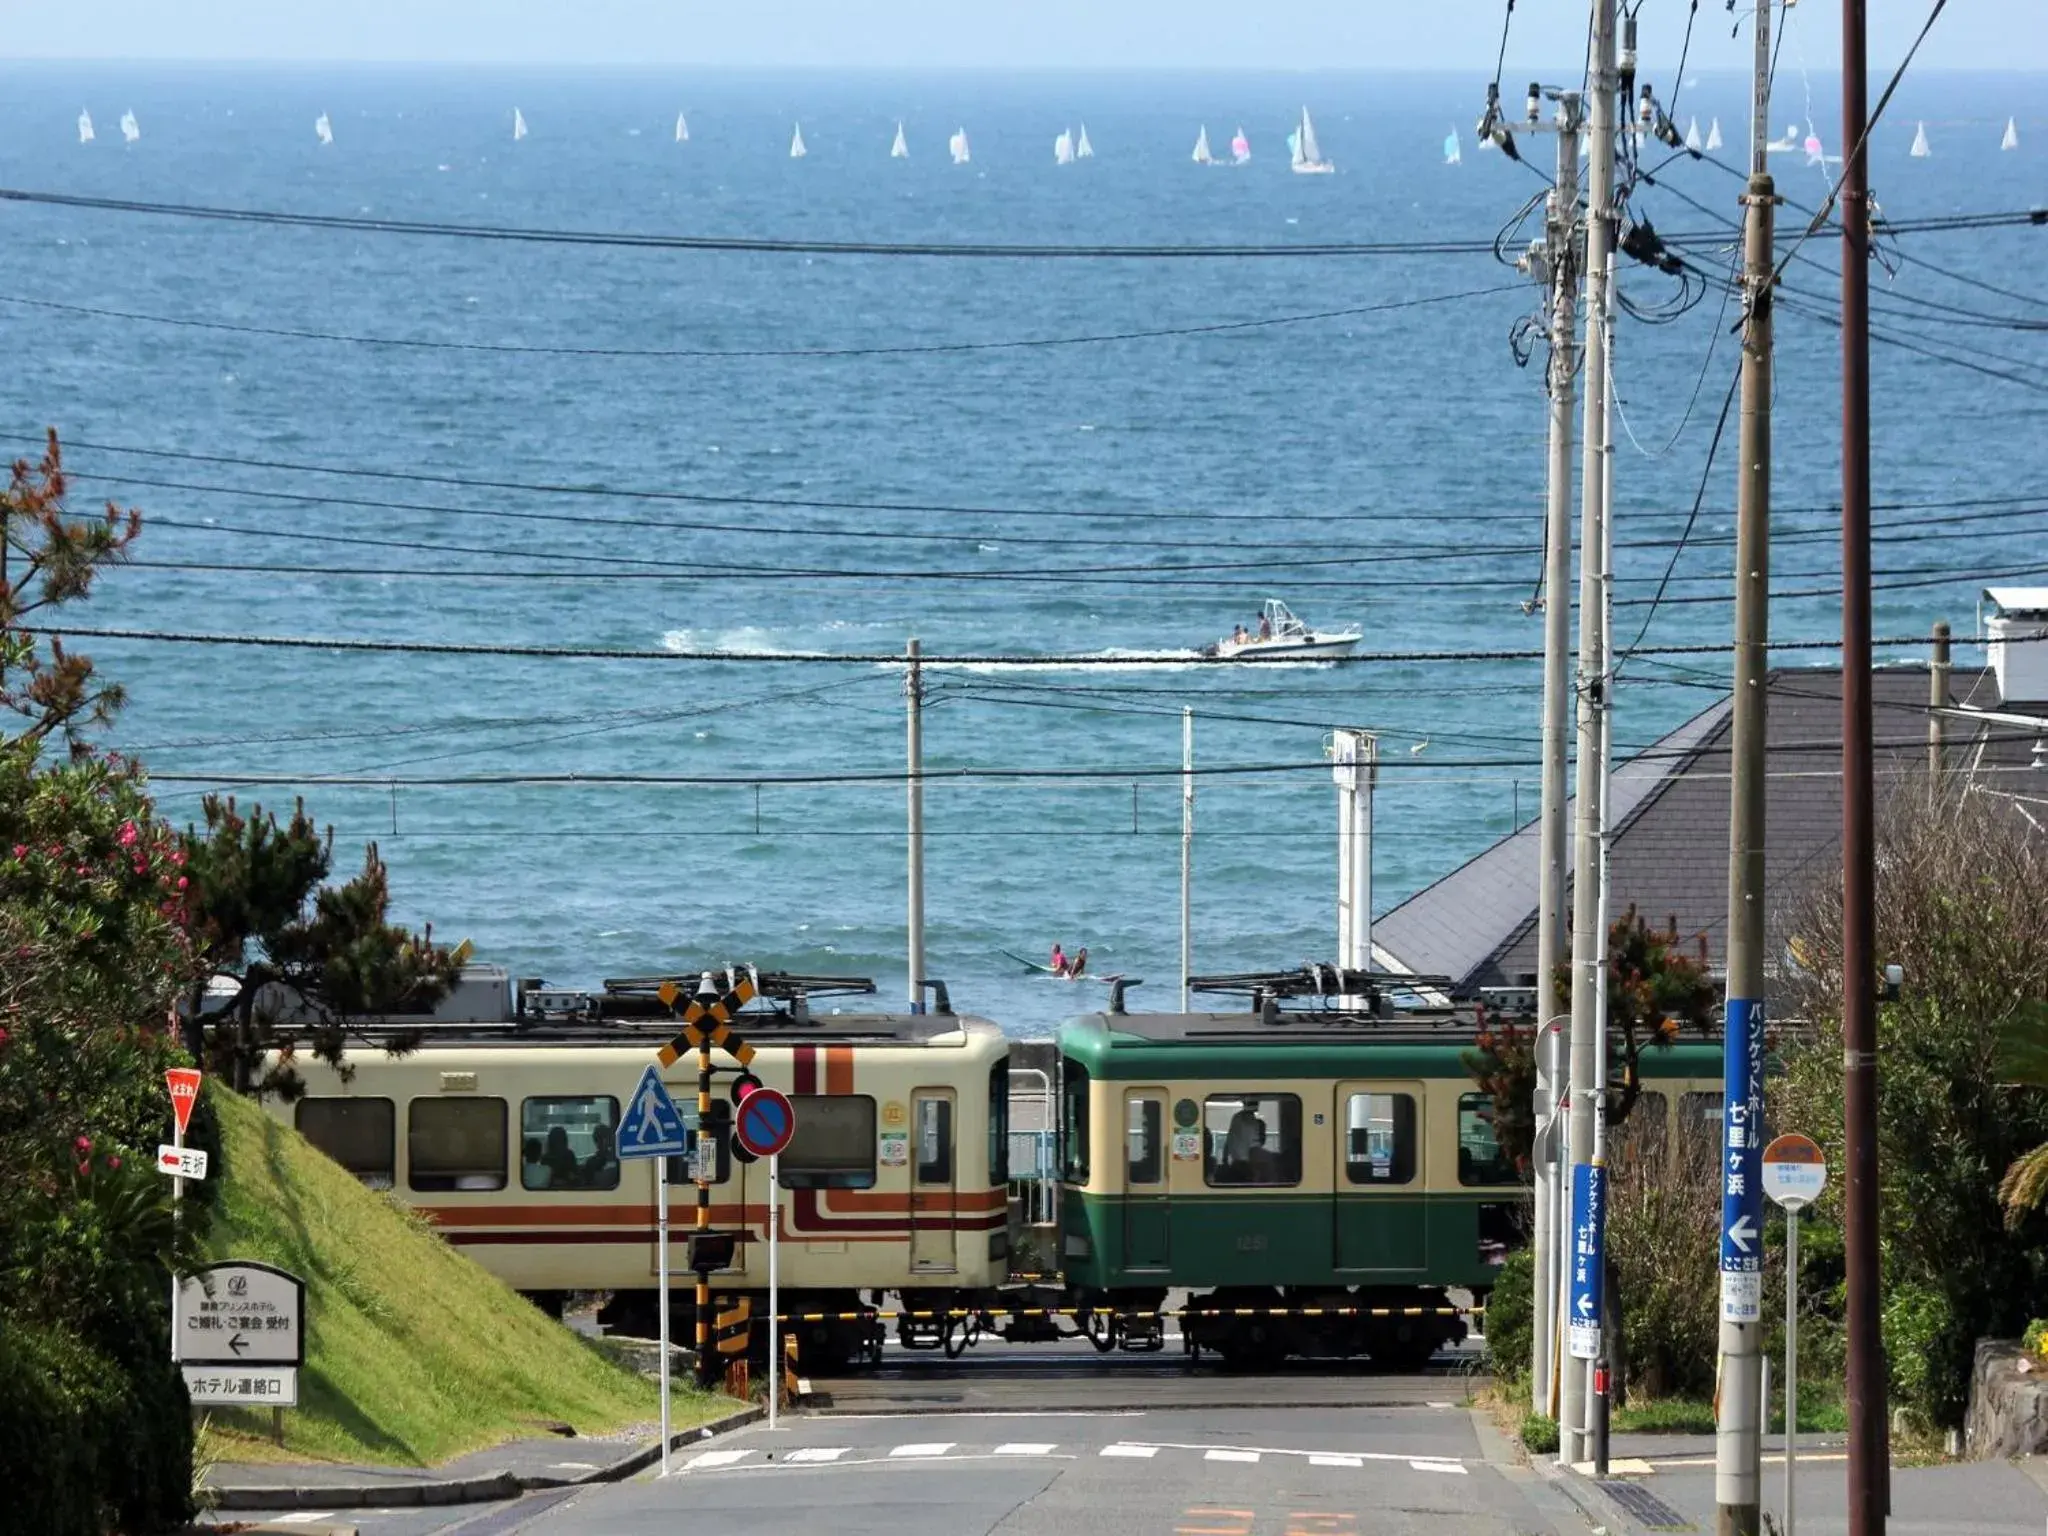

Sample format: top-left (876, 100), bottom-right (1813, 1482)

top-left (261, 971), bottom-right (1014, 1366)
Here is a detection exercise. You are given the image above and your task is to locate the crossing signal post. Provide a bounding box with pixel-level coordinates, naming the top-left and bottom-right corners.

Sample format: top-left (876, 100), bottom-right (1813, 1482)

top-left (616, 1064), bottom-right (690, 1476)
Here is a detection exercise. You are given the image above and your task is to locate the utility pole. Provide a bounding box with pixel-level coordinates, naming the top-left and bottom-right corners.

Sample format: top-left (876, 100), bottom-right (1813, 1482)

top-left (1717, 1), bottom-right (1777, 1525)
top-left (1840, 0), bottom-right (1887, 1527)
top-left (1181, 707), bottom-right (1194, 1012)
top-left (906, 638), bottom-right (926, 1014)
top-left (1562, 0), bottom-right (1618, 1467)
top-left (1533, 86), bottom-right (1583, 1418)
top-left (1331, 729), bottom-right (1377, 1004)
top-left (1928, 622), bottom-right (1951, 784)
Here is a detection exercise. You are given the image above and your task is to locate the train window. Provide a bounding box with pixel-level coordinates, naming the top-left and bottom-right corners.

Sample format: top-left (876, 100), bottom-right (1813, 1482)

top-left (915, 1097), bottom-right (954, 1184)
top-left (1127, 1098), bottom-right (1163, 1186)
top-left (296, 1097), bottom-right (395, 1189)
top-left (520, 1096), bottom-right (620, 1191)
top-left (1681, 1091), bottom-right (1725, 1129)
top-left (1203, 1094), bottom-right (1301, 1187)
top-left (988, 1062), bottom-right (1010, 1185)
top-left (1061, 1059), bottom-right (1090, 1183)
top-left (781, 1095), bottom-right (877, 1190)
top-left (1456, 1094), bottom-right (1520, 1187)
top-left (1619, 1091), bottom-right (1669, 1160)
top-left (1343, 1092), bottom-right (1417, 1185)
top-left (408, 1097), bottom-right (507, 1192)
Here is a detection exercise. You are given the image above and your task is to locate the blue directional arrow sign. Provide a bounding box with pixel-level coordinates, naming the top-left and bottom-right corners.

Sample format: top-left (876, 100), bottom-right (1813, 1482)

top-left (1719, 996), bottom-right (1768, 1322)
top-left (1566, 1161), bottom-right (1605, 1361)
top-left (618, 1065), bottom-right (689, 1160)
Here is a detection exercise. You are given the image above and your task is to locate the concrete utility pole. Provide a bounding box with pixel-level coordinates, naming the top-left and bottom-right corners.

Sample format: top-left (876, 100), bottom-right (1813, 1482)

top-left (1533, 88), bottom-right (1583, 1418)
top-left (1561, 0), bottom-right (1618, 1466)
top-left (1717, 1), bottom-right (1777, 1524)
top-left (1840, 0), bottom-right (1888, 1527)
top-left (906, 638), bottom-right (927, 1014)
top-left (1181, 707), bottom-right (1194, 1012)
top-left (1928, 622), bottom-right (1951, 784)
top-left (1332, 729), bottom-right (1377, 1004)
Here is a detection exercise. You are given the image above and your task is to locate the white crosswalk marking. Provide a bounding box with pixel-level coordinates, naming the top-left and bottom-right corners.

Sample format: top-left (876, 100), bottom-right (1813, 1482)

top-left (1309, 1454), bottom-right (1365, 1469)
top-left (995, 1443), bottom-right (1057, 1457)
top-left (1409, 1459), bottom-right (1469, 1475)
top-left (684, 1449), bottom-right (752, 1470)
top-left (783, 1447), bottom-right (848, 1463)
top-left (1101, 1444), bottom-right (1158, 1458)
top-left (268, 1516), bottom-right (335, 1526)
top-left (889, 1442), bottom-right (955, 1458)
top-left (1204, 1448), bottom-right (1260, 1464)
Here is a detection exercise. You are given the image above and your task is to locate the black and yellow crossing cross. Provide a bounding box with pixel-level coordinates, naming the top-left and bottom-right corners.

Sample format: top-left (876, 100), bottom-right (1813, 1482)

top-left (655, 975), bottom-right (759, 1068)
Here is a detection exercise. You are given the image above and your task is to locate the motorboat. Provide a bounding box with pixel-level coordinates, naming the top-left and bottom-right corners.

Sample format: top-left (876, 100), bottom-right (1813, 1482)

top-left (1206, 599), bottom-right (1362, 660)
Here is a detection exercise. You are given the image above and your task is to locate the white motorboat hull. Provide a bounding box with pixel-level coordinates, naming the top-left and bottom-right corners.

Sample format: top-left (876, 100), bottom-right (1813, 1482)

top-left (1214, 633), bottom-right (1361, 659)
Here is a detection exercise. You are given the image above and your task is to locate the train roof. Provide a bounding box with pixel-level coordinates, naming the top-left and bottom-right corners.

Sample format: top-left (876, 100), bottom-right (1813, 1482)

top-left (323, 1010), bottom-right (1005, 1052)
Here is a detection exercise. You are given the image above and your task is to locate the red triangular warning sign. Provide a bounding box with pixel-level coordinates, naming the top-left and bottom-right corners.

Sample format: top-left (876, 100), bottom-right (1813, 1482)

top-left (165, 1068), bottom-right (203, 1136)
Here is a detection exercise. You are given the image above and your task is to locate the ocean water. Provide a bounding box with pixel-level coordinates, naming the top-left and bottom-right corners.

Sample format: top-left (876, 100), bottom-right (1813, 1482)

top-left (2, 64), bottom-right (2044, 1035)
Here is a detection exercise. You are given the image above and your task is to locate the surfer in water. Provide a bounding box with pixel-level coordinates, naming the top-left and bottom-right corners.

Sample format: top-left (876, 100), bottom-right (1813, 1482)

top-left (1067, 946), bottom-right (1088, 979)
top-left (1050, 943), bottom-right (1069, 977)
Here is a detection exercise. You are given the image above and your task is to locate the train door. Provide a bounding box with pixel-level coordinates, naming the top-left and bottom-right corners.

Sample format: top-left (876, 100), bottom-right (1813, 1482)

top-left (910, 1089), bottom-right (958, 1273)
top-left (1121, 1089), bottom-right (1170, 1273)
top-left (1332, 1082), bottom-right (1427, 1274)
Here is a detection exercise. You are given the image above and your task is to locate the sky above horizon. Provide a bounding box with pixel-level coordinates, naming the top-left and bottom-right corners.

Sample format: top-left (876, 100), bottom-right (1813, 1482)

top-left (10, 1), bottom-right (2046, 73)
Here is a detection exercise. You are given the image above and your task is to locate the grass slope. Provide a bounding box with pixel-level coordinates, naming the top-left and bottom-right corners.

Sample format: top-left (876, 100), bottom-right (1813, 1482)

top-left (200, 1090), bottom-right (684, 1466)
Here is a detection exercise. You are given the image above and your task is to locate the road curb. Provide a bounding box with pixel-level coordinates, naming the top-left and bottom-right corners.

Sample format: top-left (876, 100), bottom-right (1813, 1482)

top-left (1533, 1460), bottom-right (1668, 1535)
top-left (205, 1404), bottom-right (765, 1511)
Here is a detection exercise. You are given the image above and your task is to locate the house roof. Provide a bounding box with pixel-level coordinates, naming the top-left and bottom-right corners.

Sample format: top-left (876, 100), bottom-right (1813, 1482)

top-left (1373, 665), bottom-right (2041, 997)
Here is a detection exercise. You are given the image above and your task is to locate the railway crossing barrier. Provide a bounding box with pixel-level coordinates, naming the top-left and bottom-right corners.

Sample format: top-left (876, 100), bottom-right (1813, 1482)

top-left (759, 1303), bottom-right (1482, 1324)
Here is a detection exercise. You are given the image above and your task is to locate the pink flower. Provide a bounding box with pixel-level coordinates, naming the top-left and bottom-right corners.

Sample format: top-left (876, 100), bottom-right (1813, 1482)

top-left (9, 845), bottom-right (23, 858)
top-left (176, 876), bottom-right (188, 891)
top-left (117, 822), bottom-right (139, 848)
top-left (74, 1135), bottom-right (92, 1153)
top-left (0, 1026), bottom-right (10, 1050)
top-left (106, 1155), bottom-right (122, 1171)
top-left (77, 1162), bottom-right (91, 1177)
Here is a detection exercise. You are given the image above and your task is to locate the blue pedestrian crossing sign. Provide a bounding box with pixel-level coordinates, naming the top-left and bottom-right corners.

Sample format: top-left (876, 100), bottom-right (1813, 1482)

top-left (619, 1066), bottom-right (688, 1160)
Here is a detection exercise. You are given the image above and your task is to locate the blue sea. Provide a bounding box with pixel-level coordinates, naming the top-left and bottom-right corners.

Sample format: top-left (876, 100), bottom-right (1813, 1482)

top-left (2, 64), bottom-right (2043, 1034)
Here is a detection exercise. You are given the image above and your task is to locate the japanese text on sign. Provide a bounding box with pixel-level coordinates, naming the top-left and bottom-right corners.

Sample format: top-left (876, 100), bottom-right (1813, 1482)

top-left (1719, 996), bottom-right (1768, 1322)
top-left (1568, 1161), bottom-right (1605, 1360)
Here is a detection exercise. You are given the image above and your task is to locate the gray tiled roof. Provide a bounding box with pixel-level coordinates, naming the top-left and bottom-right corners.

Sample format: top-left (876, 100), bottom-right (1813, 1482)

top-left (1375, 665), bottom-right (2032, 996)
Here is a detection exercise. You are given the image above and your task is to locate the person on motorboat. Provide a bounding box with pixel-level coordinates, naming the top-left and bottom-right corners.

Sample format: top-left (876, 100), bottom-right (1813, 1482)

top-left (1257, 611), bottom-right (1273, 641)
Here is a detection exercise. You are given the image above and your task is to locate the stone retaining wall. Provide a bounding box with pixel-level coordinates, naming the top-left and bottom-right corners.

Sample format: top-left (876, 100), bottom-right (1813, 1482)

top-left (1965, 1338), bottom-right (2048, 1460)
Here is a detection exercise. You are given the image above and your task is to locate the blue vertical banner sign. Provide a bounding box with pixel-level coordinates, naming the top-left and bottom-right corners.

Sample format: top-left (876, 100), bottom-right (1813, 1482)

top-left (1719, 997), bottom-right (1768, 1321)
top-left (1567, 1161), bottom-right (1606, 1360)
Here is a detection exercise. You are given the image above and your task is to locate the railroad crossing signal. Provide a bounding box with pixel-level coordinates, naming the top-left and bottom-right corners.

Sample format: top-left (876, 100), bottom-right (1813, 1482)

top-left (655, 974), bottom-right (759, 1069)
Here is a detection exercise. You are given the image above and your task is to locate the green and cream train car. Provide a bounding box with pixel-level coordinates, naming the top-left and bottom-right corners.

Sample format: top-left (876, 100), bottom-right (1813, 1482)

top-left (264, 981), bottom-right (1013, 1366)
top-left (1054, 1001), bottom-right (1724, 1368)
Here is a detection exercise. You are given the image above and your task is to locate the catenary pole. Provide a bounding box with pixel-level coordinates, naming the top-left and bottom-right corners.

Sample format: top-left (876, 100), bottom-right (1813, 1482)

top-left (1562, 0), bottom-right (1617, 1466)
top-left (1840, 0), bottom-right (1886, 1528)
top-left (1718, 2), bottom-right (1776, 1526)
top-left (1533, 90), bottom-right (1582, 1413)
top-left (906, 638), bottom-right (926, 1013)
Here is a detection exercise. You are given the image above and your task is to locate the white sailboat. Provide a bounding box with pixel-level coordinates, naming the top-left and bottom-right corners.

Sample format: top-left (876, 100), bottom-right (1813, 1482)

top-left (1443, 126), bottom-right (1462, 165)
top-left (1076, 123), bottom-right (1093, 159)
top-left (513, 108), bottom-right (528, 141)
top-left (1766, 121), bottom-right (1800, 153)
top-left (789, 122), bottom-right (807, 159)
top-left (1056, 127), bottom-right (1075, 165)
top-left (1231, 126), bottom-right (1250, 164)
top-left (119, 109), bottom-right (140, 144)
top-left (2002, 116), bottom-right (2019, 151)
top-left (1192, 125), bottom-right (1214, 165)
top-left (77, 109), bottom-right (94, 144)
top-left (315, 112), bottom-right (333, 146)
top-left (949, 127), bottom-right (970, 165)
top-left (1705, 117), bottom-right (1724, 151)
top-left (675, 112), bottom-right (689, 143)
top-left (890, 121), bottom-right (908, 159)
top-left (1684, 116), bottom-right (1702, 151)
top-left (1290, 106), bottom-right (1333, 174)
top-left (1910, 121), bottom-right (1931, 158)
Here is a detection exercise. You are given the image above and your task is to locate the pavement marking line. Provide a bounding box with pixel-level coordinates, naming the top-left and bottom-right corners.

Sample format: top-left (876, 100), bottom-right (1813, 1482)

top-left (994, 1443), bottom-right (1057, 1456)
top-left (683, 1449), bottom-right (754, 1470)
top-left (1286, 1516), bottom-right (1358, 1536)
top-left (1204, 1449), bottom-right (1261, 1464)
top-left (1120, 1441), bottom-right (1470, 1467)
top-left (888, 1443), bottom-right (956, 1458)
top-left (1408, 1459), bottom-right (1469, 1475)
top-left (782, 1448), bottom-right (849, 1463)
top-left (1308, 1454), bottom-right (1365, 1469)
top-left (1101, 1444), bottom-right (1159, 1458)
top-left (550, 1461), bottom-right (599, 1471)
top-left (1175, 1511), bottom-right (1254, 1536)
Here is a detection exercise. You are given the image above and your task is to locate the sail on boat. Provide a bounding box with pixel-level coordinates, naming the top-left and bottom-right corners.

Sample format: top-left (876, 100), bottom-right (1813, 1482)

top-left (675, 112), bottom-right (689, 143)
top-left (2002, 116), bottom-right (2019, 151)
top-left (513, 108), bottom-right (528, 141)
top-left (1056, 127), bottom-right (1075, 165)
top-left (890, 121), bottom-right (908, 159)
top-left (1910, 121), bottom-right (1931, 158)
top-left (1684, 116), bottom-right (1702, 151)
top-left (1231, 126), bottom-right (1250, 164)
top-left (1443, 126), bottom-right (1462, 165)
top-left (77, 109), bottom-right (94, 144)
top-left (1290, 106), bottom-right (1334, 174)
top-left (1705, 117), bottom-right (1723, 151)
top-left (315, 112), bottom-right (333, 146)
top-left (1192, 125), bottom-right (1214, 165)
top-left (119, 109), bottom-right (140, 143)
top-left (789, 122), bottom-right (807, 159)
top-left (1076, 123), bottom-right (1093, 158)
top-left (949, 127), bottom-right (970, 165)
